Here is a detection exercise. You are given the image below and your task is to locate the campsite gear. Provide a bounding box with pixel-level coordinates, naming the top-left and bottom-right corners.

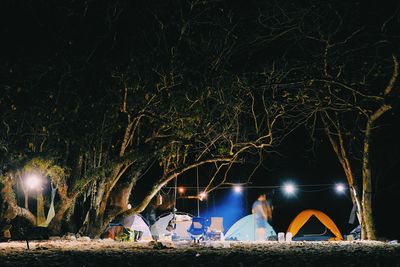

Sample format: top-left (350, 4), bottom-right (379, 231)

top-left (122, 214), bottom-right (153, 241)
top-left (166, 215), bottom-right (177, 232)
top-left (267, 231), bottom-right (278, 241)
top-left (115, 228), bottom-right (133, 242)
top-left (350, 225), bottom-right (361, 240)
top-left (287, 209), bottom-right (343, 241)
top-left (101, 223), bottom-right (124, 239)
top-left (206, 217), bottom-right (224, 241)
top-left (346, 234), bottom-right (354, 241)
top-left (188, 217), bottom-right (206, 243)
top-left (102, 223), bottom-right (134, 241)
top-left (225, 214), bottom-right (276, 241)
top-left (166, 222), bottom-right (174, 232)
top-left (285, 232), bottom-right (292, 242)
top-left (278, 232), bottom-right (285, 242)
top-left (348, 204), bottom-right (357, 224)
top-left (151, 212), bottom-right (193, 241)
top-left (133, 230), bottom-right (143, 241)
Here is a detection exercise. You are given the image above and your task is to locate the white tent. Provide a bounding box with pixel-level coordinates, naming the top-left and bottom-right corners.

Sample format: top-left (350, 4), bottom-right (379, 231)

top-left (122, 214), bottom-right (153, 241)
top-left (151, 212), bottom-right (193, 241)
top-left (225, 214), bottom-right (276, 241)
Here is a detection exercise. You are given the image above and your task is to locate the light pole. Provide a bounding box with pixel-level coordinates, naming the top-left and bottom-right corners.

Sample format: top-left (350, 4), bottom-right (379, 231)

top-left (196, 167), bottom-right (200, 217)
top-left (25, 173), bottom-right (45, 226)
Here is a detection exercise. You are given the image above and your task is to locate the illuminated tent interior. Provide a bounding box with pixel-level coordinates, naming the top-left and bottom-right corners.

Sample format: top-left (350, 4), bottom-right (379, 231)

top-left (287, 209), bottom-right (343, 241)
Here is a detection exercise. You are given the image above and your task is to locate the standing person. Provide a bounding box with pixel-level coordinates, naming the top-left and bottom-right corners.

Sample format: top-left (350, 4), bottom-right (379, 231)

top-left (264, 195), bottom-right (273, 223)
top-left (252, 193), bottom-right (270, 241)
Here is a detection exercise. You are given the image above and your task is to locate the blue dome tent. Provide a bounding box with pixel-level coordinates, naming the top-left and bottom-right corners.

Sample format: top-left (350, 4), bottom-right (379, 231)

top-left (225, 214), bottom-right (276, 241)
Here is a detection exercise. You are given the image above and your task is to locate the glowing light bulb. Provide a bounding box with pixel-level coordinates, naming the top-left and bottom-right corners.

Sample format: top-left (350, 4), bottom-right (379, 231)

top-left (283, 182), bottom-right (296, 196)
top-left (335, 183), bottom-right (346, 194)
top-left (199, 192), bottom-right (207, 201)
top-left (233, 185), bottom-right (242, 193)
top-left (25, 174), bottom-right (41, 190)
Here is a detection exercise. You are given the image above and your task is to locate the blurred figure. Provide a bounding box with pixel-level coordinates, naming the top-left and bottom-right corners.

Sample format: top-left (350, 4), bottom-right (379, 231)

top-left (252, 193), bottom-right (272, 241)
top-left (264, 196), bottom-right (273, 223)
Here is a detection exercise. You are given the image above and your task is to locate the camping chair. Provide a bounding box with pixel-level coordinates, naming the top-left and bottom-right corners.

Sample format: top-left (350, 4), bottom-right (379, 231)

top-left (187, 217), bottom-right (206, 243)
top-left (206, 217), bottom-right (224, 241)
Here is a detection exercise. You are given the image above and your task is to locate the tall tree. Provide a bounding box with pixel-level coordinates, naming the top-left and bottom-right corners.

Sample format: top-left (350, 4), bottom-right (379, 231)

top-left (0, 0), bottom-right (296, 237)
top-left (266, 2), bottom-right (400, 239)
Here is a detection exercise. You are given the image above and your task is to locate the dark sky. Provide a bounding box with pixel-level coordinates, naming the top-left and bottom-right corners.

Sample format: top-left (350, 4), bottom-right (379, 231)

top-left (1, 0), bottom-right (400, 239)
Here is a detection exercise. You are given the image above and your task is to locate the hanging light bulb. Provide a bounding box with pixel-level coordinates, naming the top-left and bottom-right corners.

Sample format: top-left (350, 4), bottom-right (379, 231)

top-left (157, 193), bottom-right (163, 205)
top-left (233, 185), bottom-right (242, 194)
top-left (178, 187), bottom-right (185, 194)
top-left (199, 191), bottom-right (207, 201)
top-left (283, 182), bottom-right (296, 196)
top-left (335, 183), bottom-right (346, 194)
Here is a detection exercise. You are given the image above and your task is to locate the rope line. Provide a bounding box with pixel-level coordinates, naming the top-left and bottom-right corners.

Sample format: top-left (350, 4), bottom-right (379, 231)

top-left (165, 183), bottom-right (339, 190)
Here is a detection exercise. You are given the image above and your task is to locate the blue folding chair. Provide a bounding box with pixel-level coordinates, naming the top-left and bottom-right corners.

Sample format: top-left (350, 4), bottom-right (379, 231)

top-left (187, 217), bottom-right (206, 243)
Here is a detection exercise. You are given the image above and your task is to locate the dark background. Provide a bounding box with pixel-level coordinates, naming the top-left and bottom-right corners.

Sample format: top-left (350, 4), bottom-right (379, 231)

top-left (1, 0), bottom-right (399, 239)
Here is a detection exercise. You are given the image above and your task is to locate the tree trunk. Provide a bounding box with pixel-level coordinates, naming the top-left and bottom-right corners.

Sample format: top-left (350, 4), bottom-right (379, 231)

top-left (82, 119), bottom-right (136, 237)
top-left (322, 118), bottom-right (366, 238)
top-left (360, 56), bottom-right (397, 239)
top-left (362, 121), bottom-right (377, 240)
top-left (109, 180), bottom-right (135, 211)
top-left (0, 175), bottom-right (36, 225)
top-left (96, 165), bottom-right (124, 219)
top-left (360, 104), bottom-right (391, 240)
top-left (36, 189), bottom-right (46, 226)
top-left (24, 191), bottom-right (29, 210)
top-left (350, 184), bottom-right (367, 239)
top-left (85, 171), bottom-right (134, 238)
top-left (83, 163), bottom-right (132, 237)
top-left (82, 179), bottom-right (107, 236)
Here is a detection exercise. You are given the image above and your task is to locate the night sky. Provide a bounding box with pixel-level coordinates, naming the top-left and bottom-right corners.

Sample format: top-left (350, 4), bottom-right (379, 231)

top-left (1, 0), bottom-right (400, 240)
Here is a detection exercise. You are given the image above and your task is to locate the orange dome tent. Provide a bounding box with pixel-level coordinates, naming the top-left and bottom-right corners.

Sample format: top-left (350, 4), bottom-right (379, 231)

top-left (287, 209), bottom-right (343, 241)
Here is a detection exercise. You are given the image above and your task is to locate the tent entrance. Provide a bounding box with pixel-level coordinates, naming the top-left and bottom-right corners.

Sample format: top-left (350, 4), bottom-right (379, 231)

top-left (287, 209), bottom-right (343, 241)
top-left (294, 216), bottom-right (335, 240)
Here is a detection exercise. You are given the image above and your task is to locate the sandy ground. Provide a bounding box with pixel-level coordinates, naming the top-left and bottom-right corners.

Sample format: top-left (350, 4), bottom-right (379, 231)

top-left (1, 240), bottom-right (400, 267)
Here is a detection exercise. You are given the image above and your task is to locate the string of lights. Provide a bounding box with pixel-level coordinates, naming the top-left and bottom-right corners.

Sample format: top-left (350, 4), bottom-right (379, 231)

top-left (164, 182), bottom-right (348, 200)
top-left (164, 183), bottom-right (343, 190)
